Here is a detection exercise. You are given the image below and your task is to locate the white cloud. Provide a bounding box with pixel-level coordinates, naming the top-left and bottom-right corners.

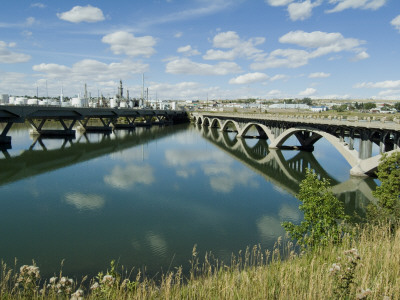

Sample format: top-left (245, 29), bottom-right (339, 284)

top-left (149, 81), bottom-right (215, 99)
top-left (57, 5), bottom-right (105, 23)
top-left (354, 80), bottom-right (400, 89)
top-left (0, 71), bottom-right (32, 94)
top-left (309, 72), bottom-right (330, 78)
top-left (229, 72), bottom-right (269, 84)
top-left (25, 17), bottom-right (37, 26)
top-left (32, 59), bottom-right (148, 84)
top-left (166, 58), bottom-right (241, 75)
top-left (288, 0), bottom-right (321, 21)
top-left (102, 31), bottom-right (156, 57)
top-left (391, 15), bottom-right (400, 32)
top-left (31, 3), bottom-right (46, 8)
top-left (265, 0), bottom-right (294, 6)
top-left (299, 87), bottom-right (316, 96)
top-left (203, 49), bottom-right (236, 60)
top-left (326, 0), bottom-right (387, 13)
top-left (279, 30), bottom-right (367, 59)
top-left (213, 31), bottom-right (241, 48)
top-left (138, 1), bottom-right (235, 28)
top-left (378, 89), bottom-right (400, 96)
top-left (270, 74), bottom-right (289, 81)
top-left (251, 49), bottom-right (310, 69)
top-left (203, 31), bottom-right (265, 61)
top-left (268, 89), bottom-right (282, 95)
top-left (280, 30), bottom-right (356, 48)
top-left (174, 32), bottom-right (183, 38)
top-left (352, 50), bottom-right (369, 61)
top-left (177, 45), bottom-right (200, 56)
top-left (0, 41), bottom-right (31, 63)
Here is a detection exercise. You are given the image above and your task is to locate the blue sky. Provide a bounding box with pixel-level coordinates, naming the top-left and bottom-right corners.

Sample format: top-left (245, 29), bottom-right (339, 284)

top-left (0, 0), bottom-right (399, 100)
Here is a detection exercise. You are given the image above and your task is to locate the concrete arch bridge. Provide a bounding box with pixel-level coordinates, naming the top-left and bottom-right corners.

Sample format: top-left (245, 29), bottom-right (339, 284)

top-left (197, 125), bottom-right (376, 210)
top-left (192, 112), bottom-right (400, 177)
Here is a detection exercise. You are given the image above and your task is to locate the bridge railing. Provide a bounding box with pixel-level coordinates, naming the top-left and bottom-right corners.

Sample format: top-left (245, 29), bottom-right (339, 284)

top-left (194, 112), bottom-right (400, 130)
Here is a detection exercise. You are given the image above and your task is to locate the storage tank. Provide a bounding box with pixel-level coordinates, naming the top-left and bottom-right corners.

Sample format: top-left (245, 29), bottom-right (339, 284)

top-left (110, 98), bottom-right (118, 108)
top-left (1, 94), bottom-right (9, 104)
top-left (15, 97), bottom-right (27, 105)
top-left (27, 98), bottom-right (38, 105)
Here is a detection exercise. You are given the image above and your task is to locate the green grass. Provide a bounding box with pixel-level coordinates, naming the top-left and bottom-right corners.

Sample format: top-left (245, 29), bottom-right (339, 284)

top-left (1, 224), bottom-right (399, 299)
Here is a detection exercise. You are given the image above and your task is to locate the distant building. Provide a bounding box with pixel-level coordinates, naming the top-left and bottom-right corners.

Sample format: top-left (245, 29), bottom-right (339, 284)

top-left (311, 106), bottom-right (328, 112)
top-left (268, 103), bottom-right (310, 110)
top-left (1, 94), bottom-right (9, 104)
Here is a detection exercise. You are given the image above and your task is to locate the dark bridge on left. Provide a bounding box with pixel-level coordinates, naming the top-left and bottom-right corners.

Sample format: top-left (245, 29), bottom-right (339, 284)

top-left (0, 105), bottom-right (188, 147)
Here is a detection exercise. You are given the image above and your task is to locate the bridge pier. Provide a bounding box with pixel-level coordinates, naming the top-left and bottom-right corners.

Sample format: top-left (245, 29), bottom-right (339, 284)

top-left (28, 118), bottom-right (77, 137)
top-left (77, 117), bottom-right (113, 133)
top-left (0, 122), bottom-right (13, 148)
top-left (359, 133), bottom-right (373, 159)
top-left (112, 117), bottom-right (136, 130)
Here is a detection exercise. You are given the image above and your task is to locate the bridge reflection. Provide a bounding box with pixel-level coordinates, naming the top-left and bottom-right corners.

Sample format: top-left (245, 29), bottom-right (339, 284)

top-left (0, 124), bottom-right (189, 187)
top-left (196, 125), bottom-right (377, 214)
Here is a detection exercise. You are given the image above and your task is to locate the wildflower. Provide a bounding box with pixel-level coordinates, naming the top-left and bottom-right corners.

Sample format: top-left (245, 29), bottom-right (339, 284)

top-left (102, 275), bottom-right (115, 286)
top-left (329, 263), bottom-right (341, 273)
top-left (356, 288), bottom-right (372, 299)
top-left (70, 289), bottom-right (84, 300)
top-left (90, 282), bottom-right (100, 290)
top-left (49, 277), bottom-right (57, 284)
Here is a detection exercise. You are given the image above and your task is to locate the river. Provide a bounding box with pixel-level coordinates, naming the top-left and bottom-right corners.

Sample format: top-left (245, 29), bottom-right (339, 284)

top-left (0, 123), bottom-right (376, 280)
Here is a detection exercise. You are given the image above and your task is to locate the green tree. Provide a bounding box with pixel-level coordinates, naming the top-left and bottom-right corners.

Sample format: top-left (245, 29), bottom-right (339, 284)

top-left (300, 97), bottom-right (312, 105)
top-left (368, 152), bottom-right (400, 223)
top-left (394, 102), bottom-right (400, 111)
top-left (333, 104), bottom-right (348, 112)
top-left (282, 169), bottom-right (346, 249)
top-left (363, 102), bottom-right (376, 110)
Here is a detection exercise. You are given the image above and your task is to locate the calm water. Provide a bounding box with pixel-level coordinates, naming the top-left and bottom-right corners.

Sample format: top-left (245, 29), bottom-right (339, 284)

top-left (0, 123), bottom-right (376, 280)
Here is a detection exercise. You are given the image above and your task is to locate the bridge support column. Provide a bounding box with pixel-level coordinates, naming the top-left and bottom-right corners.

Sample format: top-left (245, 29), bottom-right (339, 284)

top-left (113, 117), bottom-right (136, 130)
top-left (379, 138), bottom-right (385, 154)
top-left (28, 118), bottom-right (76, 137)
top-left (78, 117), bottom-right (113, 133)
top-left (0, 122), bottom-right (13, 147)
top-left (349, 130), bottom-right (355, 150)
top-left (359, 131), bottom-right (372, 159)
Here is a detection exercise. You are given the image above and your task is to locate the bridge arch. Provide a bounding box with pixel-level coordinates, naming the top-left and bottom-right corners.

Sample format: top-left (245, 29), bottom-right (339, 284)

top-left (236, 123), bottom-right (275, 141)
top-left (204, 117), bottom-right (214, 126)
top-left (210, 118), bottom-right (223, 128)
top-left (221, 119), bottom-right (241, 133)
top-left (269, 127), bottom-right (359, 168)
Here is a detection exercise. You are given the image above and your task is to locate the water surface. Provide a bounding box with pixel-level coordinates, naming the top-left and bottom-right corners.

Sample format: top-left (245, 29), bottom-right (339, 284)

top-left (0, 124), bottom-right (375, 279)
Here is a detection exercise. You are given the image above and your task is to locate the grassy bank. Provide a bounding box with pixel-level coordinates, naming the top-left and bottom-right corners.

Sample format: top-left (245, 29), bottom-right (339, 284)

top-left (1, 224), bottom-right (399, 299)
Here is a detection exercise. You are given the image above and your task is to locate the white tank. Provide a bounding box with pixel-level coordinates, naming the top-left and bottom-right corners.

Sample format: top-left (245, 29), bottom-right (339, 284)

top-left (119, 101), bottom-right (127, 108)
top-left (71, 97), bottom-right (82, 107)
top-left (39, 99), bottom-right (49, 106)
top-left (9, 96), bottom-right (15, 104)
top-left (110, 98), bottom-right (118, 108)
top-left (1, 94), bottom-right (9, 104)
top-left (15, 97), bottom-right (27, 105)
top-left (27, 98), bottom-right (38, 105)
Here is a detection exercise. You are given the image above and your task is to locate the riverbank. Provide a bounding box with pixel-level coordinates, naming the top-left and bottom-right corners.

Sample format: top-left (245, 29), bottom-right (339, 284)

top-left (1, 223), bottom-right (398, 299)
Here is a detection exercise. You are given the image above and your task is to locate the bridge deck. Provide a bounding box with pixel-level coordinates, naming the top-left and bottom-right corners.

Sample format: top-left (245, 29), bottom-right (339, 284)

top-left (0, 105), bottom-right (188, 147)
top-left (193, 112), bottom-right (400, 177)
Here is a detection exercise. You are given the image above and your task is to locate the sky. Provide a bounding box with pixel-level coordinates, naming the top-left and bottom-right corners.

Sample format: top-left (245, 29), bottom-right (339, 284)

top-left (0, 0), bottom-right (399, 101)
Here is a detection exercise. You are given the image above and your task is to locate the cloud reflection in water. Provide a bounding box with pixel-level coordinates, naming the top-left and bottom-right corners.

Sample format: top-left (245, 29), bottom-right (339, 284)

top-left (64, 193), bottom-right (105, 211)
top-left (104, 164), bottom-right (154, 190)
